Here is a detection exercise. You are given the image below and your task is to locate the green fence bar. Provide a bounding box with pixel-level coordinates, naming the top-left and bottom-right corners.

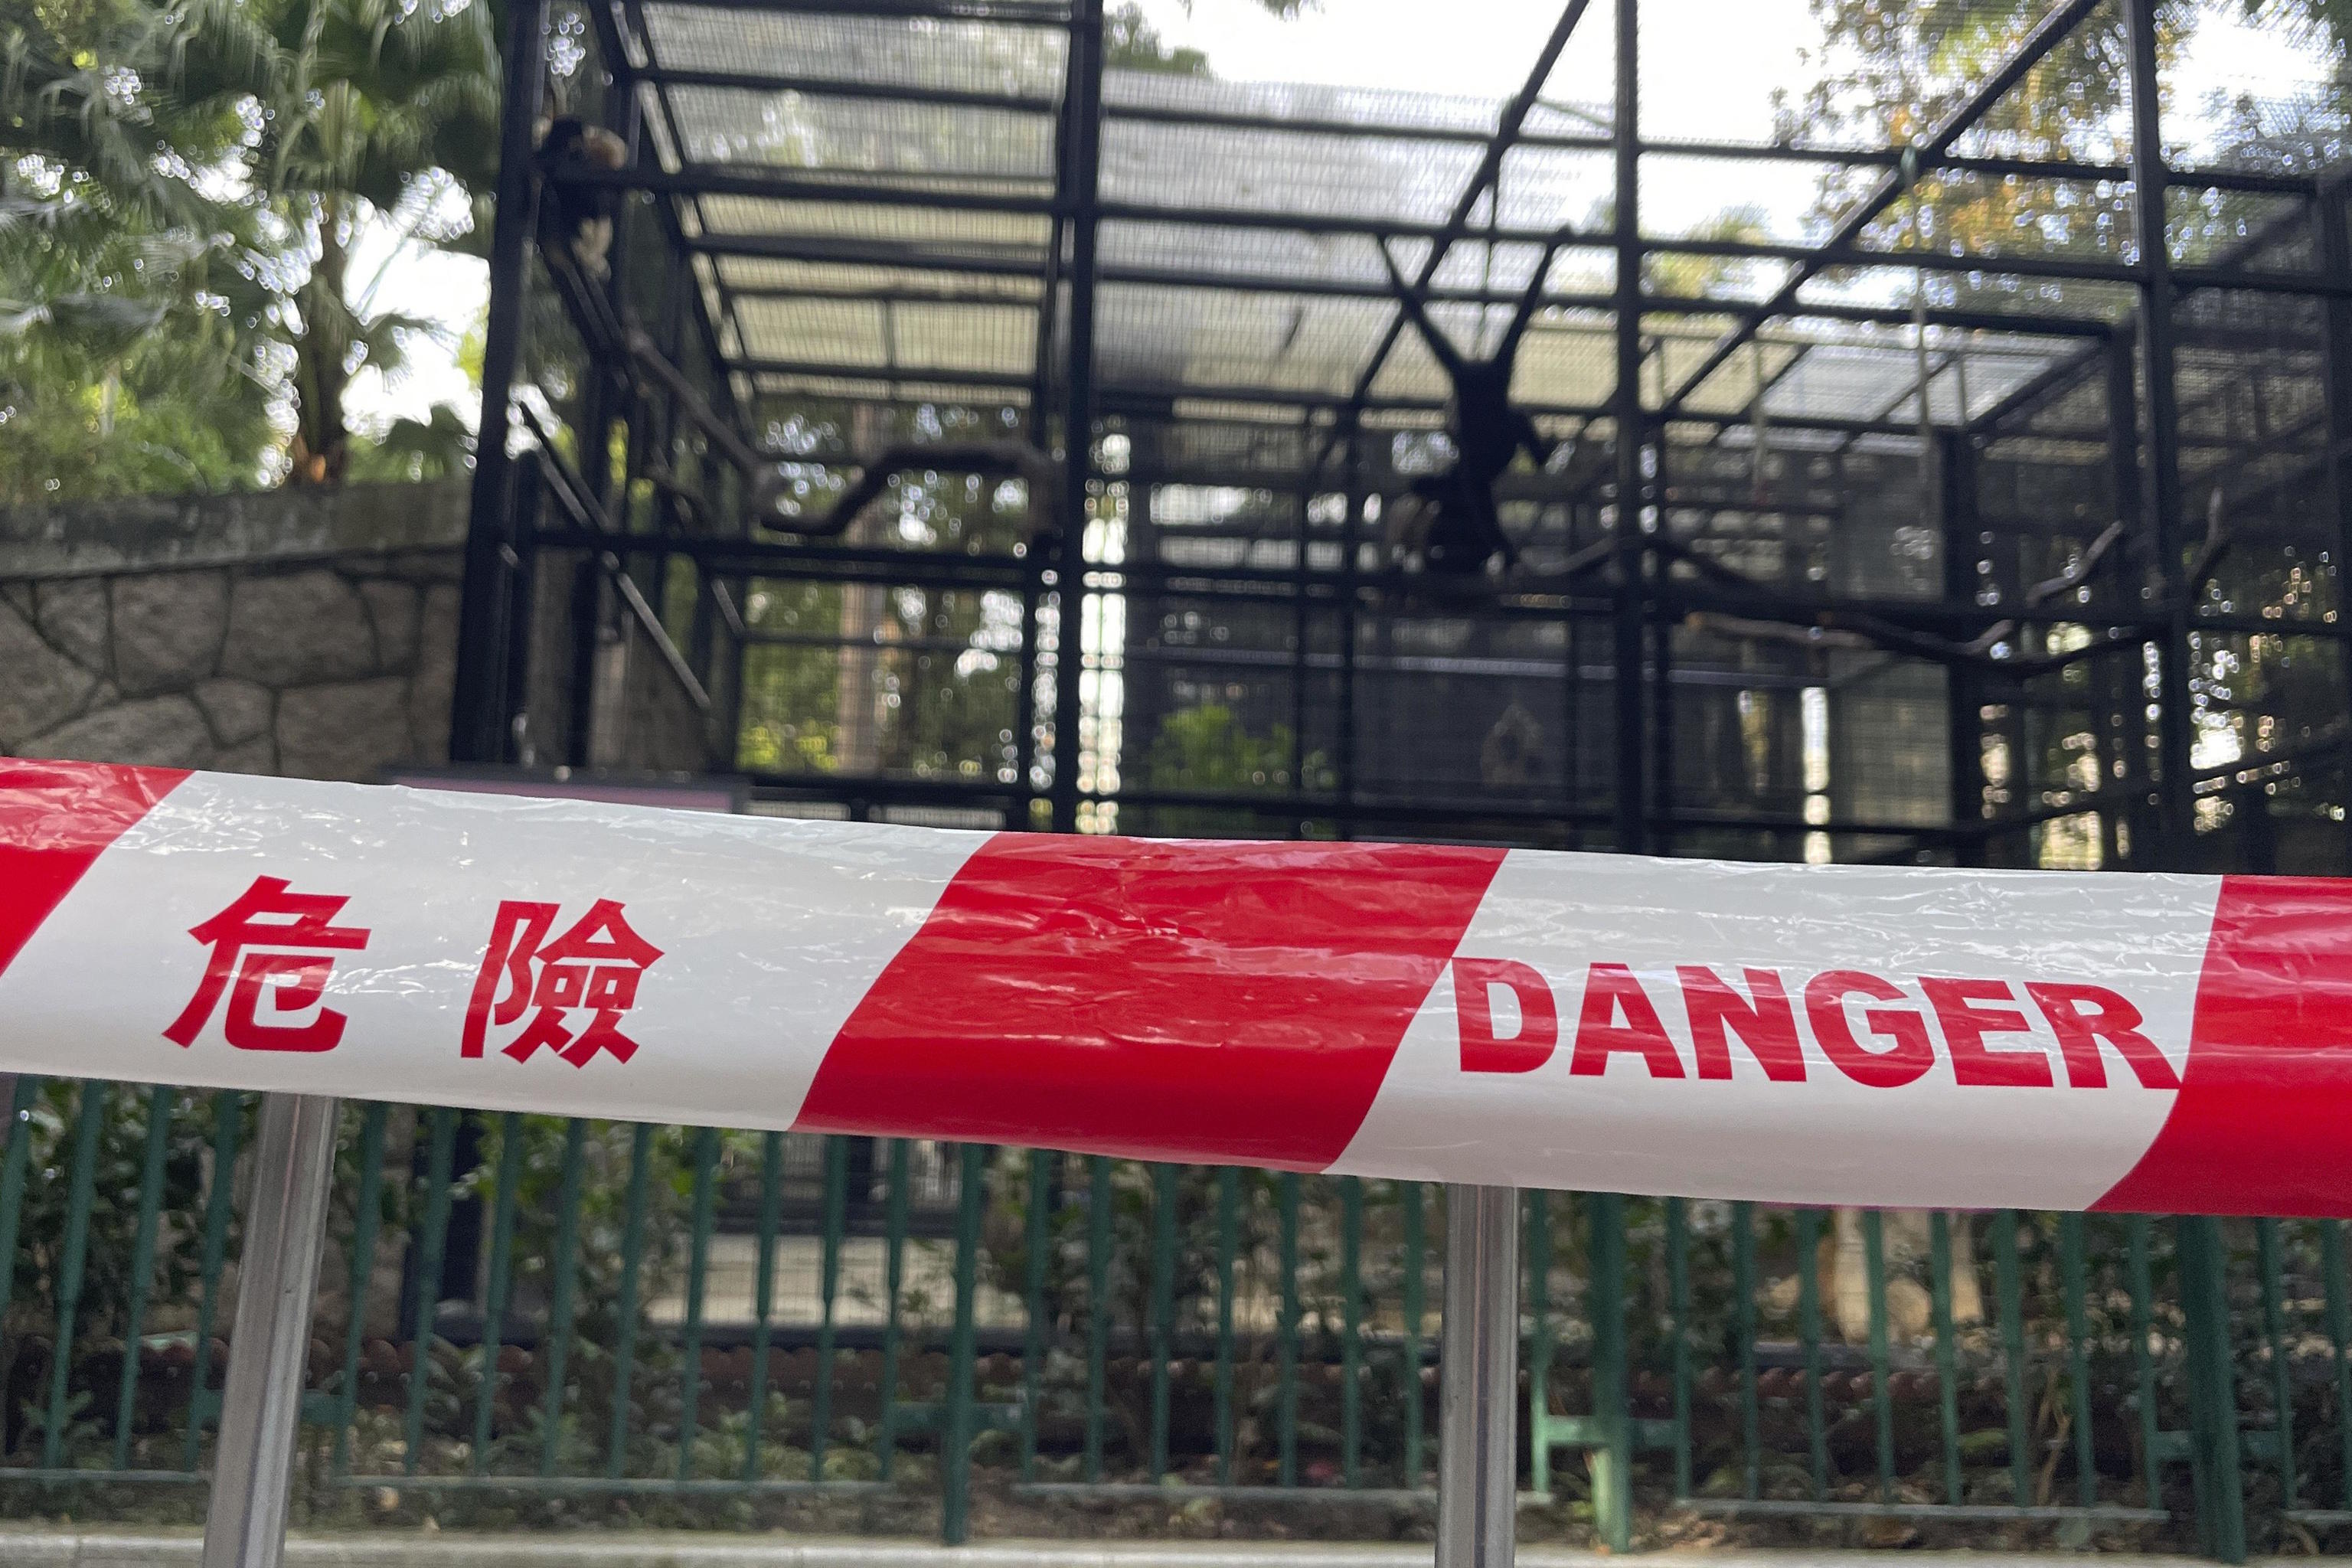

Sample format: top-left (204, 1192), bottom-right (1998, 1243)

top-left (2325, 1220), bottom-right (2352, 1510)
top-left (1085, 1153), bottom-right (1111, 1482)
top-left (606, 1121), bottom-right (655, 1480)
top-left (0, 1080), bottom-right (2336, 1555)
top-left (2061, 1212), bottom-right (2097, 1508)
top-left (1862, 1210), bottom-right (1893, 1502)
top-left (1667, 1197), bottom-right (1691, 1501)
top-left (44, 1079), bottom-right (107, 1468)
top-left (2256, 1219), bottom-right (2297, 1511)
top-left (1796, 1207), bottom-right (1828, 1499)
top-left (0, 1074), bottom-right (42, 1388)
top-left (1213, 1165), bottom-right (1239, 1486)
top-left (332, 1102), bottom-right (389, 1478)
top-left (1995, 1209), bottom-right (2030, 1509)
top-left (112, 1083), bottom-right (174, 1471)
top-left (1148, 1164), bottom-right (1177, 1481)
top-left (2128, 1216), bottom-right (2161, 1510)
top-left (1732, 1200), bottom-right (1759, 1501)
top-left (1525, 1188), bottom-right (1553, 1498)
top-left (185, 1089), bottom-right (240, 1471)
top-left (1276, 1170), bottom-right (1302, 1488)
top-left (940, 1143), bottom-right (987, 1545)
top-left (676, 1124), bottom-right (721, 1483)
top-left (809, 1134), bottom-right (848, 1480)
top-left (1589, 1191), bottom-right (1632, 1553)
top-left (875, 1138), bottom-right (910, 1481)
top-left (2177, 1215), bottom-right (2247, 1563)
top-left (1929, 1210), bottom-right (1962, 1505)
top-left (745, 1131), bottom-right (785, 1484)
top-left (1400, 1179), bottom-right (1426, 1489)
top-left (539, 1118), bottom-right (588, 1479)
top-left (403, 1106), bottom-right (459, 1478)
top-left (1341, 1175), bottom-right (1364, 1488)
top-left (474, 1111), bottom-right (525, 1476)
top-left (1018, 1148), bottom-right (1050, 1483)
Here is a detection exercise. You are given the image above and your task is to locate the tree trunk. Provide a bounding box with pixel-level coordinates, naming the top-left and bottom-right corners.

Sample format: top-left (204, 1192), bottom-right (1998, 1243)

top-left (287, 201), bottom-right (351, 485)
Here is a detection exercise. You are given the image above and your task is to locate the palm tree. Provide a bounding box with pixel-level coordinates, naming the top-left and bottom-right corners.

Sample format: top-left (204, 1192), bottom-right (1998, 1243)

top-left (1, 0), bottom-right (498, 496)
top-left (242, 0), bottom-right (500, 482)
top-left (0, 0), bottom-right (277, 499)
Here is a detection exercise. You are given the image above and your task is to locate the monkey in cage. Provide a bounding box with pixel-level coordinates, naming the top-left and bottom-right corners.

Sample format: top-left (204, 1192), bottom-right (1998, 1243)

top-left (1376, 224), bottom-right (1576, 577)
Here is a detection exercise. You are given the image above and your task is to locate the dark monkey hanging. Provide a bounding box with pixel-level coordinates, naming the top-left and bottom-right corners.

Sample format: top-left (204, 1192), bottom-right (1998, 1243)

top-left (1377, 226), bottom-right (1576, 577)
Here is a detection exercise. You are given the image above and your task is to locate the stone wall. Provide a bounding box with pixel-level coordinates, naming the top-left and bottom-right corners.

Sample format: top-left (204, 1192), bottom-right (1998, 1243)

top-left (0, 483), bottom-right (467, 778)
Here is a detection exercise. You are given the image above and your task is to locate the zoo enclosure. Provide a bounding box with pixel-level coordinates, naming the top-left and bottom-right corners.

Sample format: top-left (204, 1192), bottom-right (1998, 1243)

top-left (46, 0), bottom-right (2337, 1558)
top-left (0, 1078), bottom-right (2338, 1561)
top-left (452, 0), bottom-right (2352, 878)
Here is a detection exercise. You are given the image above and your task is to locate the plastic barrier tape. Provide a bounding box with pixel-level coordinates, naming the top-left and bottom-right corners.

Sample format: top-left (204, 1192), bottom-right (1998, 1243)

top-left (2, 758), bottom-right (2346, 1215)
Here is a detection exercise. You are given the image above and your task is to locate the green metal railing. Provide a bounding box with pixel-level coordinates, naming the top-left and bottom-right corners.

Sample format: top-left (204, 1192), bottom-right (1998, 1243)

top-left (0, 1076), bottom-right (2337, 1559)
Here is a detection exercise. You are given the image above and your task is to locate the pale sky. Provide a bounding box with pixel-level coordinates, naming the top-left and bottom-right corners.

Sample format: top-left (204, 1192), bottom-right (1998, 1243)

top-left (345, 0), bottom-right (2328, 434)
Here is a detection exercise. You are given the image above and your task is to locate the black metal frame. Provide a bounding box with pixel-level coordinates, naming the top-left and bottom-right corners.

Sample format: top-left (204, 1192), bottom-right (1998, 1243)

top-left (452, 0), bottom-right (2352, 876)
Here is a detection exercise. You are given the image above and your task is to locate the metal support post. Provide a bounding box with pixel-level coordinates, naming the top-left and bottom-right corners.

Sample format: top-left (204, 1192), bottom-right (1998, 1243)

top-left (1939, 427), bottom-right (1986, 866)
top-left (1437, 1184), bottom-right (1520, 1568)
top-left (450, 0), bottom-right (553, 764)
top-left (2122, 0), bottom-right (2194, 865)
top-left (200, 1094), bottom-right (341, 1568)
top-left (2319, 186), bottom-right (2352, 865)
top-left (1047, 0), bottom-right (1104, 835)
top-left (1611, 0), bottom-right (1648, 854)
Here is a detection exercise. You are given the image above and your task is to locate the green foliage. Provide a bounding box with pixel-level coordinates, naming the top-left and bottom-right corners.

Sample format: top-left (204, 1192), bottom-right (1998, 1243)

top-left (735, 403), bottom-right (1034, 783)
top-left (0, 0), bottom-right (277, 500)
top-left (0, 0), bottom-right (497, 499)
top-left (1141, 704), bottom-right (1328, 835)
top-left (1107, 4), bottom-right (1209, 75)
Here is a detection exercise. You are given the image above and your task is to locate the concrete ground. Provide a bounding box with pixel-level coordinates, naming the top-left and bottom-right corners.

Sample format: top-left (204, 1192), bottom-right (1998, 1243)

top-left (0, 1531), bottom-right (2300, 1568)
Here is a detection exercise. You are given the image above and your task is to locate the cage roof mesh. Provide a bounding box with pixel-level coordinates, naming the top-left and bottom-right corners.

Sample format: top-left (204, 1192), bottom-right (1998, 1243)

top-left (632, 0), bottom-right (2350, 426)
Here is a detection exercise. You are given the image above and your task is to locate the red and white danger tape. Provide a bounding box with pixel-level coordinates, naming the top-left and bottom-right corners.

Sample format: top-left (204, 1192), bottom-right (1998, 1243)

top-left (1, 758), bottom-right (2345, 1216)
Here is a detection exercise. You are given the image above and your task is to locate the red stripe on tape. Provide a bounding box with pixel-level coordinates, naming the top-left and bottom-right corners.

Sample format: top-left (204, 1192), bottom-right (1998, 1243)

top-left (2094, 875), bottom-right (2352, 1217)
top-left (0, 759), bottom-right (188, 978)
top-left (799, 835), bottom-right (1508, 1168)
